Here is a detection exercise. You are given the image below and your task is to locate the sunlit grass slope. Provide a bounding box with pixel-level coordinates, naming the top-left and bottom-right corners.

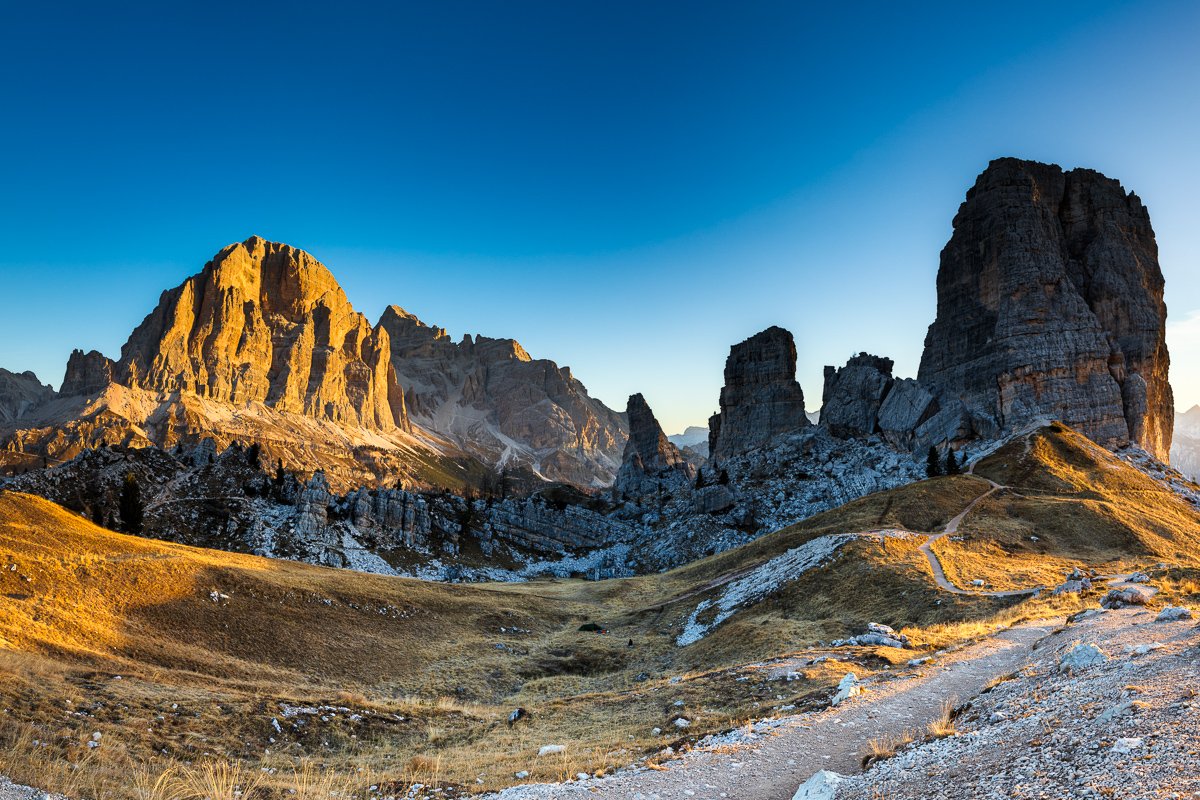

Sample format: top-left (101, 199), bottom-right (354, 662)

top-left (934, 424), bottom-right (1200, 590)
top-left (0, 423), bottom-right (1195, 797)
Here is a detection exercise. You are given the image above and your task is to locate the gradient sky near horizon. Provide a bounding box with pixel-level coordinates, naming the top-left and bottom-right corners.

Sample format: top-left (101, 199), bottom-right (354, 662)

top-left (1, 1), bottom-right (1198, 434)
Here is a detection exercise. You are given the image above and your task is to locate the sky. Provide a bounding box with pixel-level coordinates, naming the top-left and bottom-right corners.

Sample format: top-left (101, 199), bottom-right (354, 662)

top-left (0, 1), bottom-right (1198, 434)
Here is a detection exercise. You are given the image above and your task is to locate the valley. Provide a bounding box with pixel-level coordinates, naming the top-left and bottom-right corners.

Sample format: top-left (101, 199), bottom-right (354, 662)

top-left (0, 156), bottom-right (1197, 799)
top-left (0, 424), bottom-right (1196, 798)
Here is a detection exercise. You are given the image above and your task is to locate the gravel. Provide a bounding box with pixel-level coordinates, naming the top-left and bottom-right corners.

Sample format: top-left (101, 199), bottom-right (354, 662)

top-left (835, 607), bottom-right (1200, 799)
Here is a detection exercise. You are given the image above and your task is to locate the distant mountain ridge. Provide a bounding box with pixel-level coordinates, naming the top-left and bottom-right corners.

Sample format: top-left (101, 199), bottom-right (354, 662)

top-left (0, 236), bottom-right (626, 489)
top-left (1172, 405), bottom-right (1200, 481)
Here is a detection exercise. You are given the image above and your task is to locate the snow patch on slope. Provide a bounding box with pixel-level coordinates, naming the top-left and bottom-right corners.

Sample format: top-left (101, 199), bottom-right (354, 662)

top-left (676, 534), bottom-right (855, 647)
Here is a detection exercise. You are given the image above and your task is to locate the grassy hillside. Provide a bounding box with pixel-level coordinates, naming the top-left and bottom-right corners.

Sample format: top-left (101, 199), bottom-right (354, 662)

top-left (933, 424), bottom-right (1200, 590)
top-left (0, 424), bottom-right (1195, 797)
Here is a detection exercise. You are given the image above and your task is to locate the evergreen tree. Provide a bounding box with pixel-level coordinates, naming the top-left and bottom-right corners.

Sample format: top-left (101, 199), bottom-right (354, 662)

top-left (91, 503), bottom-right (104, 527)
top-left (118, 472), bottom-right (144, 534)
top-left (274, 459), bottom-right (286, 486)
top-left (694, 469), bottom-right (707, 490)
top-left (246, 442), bottom-right (261, 470)
top-left (718, 468), bottom-right (730, 485)
top-left (926, 446), bottom-right (942, 478)
top-left (944, 449), bottom-right (961, 475)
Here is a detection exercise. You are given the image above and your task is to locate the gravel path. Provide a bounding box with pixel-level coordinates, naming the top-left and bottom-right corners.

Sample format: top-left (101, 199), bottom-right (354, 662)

top-left (837, 606), bottom-right (1200, 799)
top-left (487, 618), bottom-right (1061, 799)
top-left (0, 775), bottom-right (63, 800)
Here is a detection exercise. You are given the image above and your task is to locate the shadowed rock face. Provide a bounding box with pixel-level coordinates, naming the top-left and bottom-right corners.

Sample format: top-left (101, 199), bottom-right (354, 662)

top-left (614, 393), bottom-right (694, 498)
top-left (919, 158), bottom-right (1173, 459)
top-left (821, 353), bottom-right (895, 438)
top-left (60, 349), bottom-right (115, 397)
top-left (378, 305), bottom-right (626, 487)
top-left (0, 369), bottom-right (53, 423)
top-left (708, 326), bottom-right (810, 460)
top-left (118, 236), bottom-right (408, 431)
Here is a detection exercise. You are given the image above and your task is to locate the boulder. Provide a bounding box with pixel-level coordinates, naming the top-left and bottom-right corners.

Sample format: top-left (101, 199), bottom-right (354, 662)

top-left (792, 770), bottom-right (845, 800)
top-left (831, 672), bottom-right (862, 705)
top-left (1101, 586), bottom-right (1152, 608)
top-left (1112, 737), bottom-right (1144, 755)
top-left (1059, 642), bottom-right (1108, 673)
top-left (820, 353), bottom-right (894, 438)
top-left (1155, 605), bottom-right (1193, 622)
top-left (1052, 578), bottom-right (1092, 595)
top-left (691, 484), bottom-right (736, 515)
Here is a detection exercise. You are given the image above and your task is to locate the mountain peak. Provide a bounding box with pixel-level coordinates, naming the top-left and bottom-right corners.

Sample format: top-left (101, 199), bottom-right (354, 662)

top-left (116, 239), bottom-right (406, 431)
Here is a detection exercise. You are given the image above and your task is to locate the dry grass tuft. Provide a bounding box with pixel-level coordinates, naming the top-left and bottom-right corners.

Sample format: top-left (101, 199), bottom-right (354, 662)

top-left (863, 729), bottom-right (915, 767)
top-left (926, 700), bottom-right (957, 739)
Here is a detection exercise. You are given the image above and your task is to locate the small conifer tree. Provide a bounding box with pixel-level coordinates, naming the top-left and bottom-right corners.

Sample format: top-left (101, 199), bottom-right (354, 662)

top-left (926, 446), bottom-right (942, 478)
top-left (118, 472), bottom-right (144, 534)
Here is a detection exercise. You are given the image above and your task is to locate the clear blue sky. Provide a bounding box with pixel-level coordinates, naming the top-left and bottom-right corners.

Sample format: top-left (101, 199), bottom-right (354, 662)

top-left (1, 1), bottom-right (1197, 433)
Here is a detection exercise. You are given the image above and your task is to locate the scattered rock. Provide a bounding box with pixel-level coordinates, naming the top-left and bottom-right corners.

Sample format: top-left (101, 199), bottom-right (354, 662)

top-left (1101, 587), bottom-right (1152, 608)
top-left (1052, 578), bottom-right (1091, 595)
top-left (831, 673), bottom-right (862, 706)
top-left (792, 769), bottom-right (845, 800)
top-left (1155, 606), bottom-right (1193, 622)
top-left (1059, 642), bottom-right (1108, 673)
top-left (537, 745), bottom-right (566, 757)
top-left (1112, 737), bottom-right (1144, 755)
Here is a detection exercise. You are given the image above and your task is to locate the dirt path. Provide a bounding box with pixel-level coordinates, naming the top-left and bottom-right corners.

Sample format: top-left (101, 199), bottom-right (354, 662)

top-left (491, 618), bottom-right (1061, 799)
top-left (916, 477), bottom-right (1042, 598)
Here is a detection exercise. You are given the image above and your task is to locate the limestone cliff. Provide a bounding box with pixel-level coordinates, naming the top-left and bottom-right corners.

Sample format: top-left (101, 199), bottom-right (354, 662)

top-left (0, 369), bottom-right (53, 423)
top-left (820, 353), bottom-right (895, 438)
top-left (378, 305), bottom-right (626, 487)
top-left (119, 236), bottom-right (407, 431)
top-left (708, 326), bottom-right (810, 460)
top-left (918, 158), bottom-right (1172, 459)
top-left (614, 393), bottom-right (694, 499)
top-left (60, 349), bottom-right (115, 397)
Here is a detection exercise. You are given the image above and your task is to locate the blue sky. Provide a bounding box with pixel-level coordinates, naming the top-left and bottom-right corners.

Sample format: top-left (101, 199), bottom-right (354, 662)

top-left (1, 1), bottom-right (1197, 433)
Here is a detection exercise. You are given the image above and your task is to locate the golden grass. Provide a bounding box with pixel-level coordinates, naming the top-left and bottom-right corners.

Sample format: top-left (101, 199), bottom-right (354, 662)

top-left (926, 700), bottom-right (957, 739)
top-left (863, 729), bottom-right (915, 766)
top-left (0, 423), bottom-right (1194, 796)
top-left (929, 427), bottom-right (1200, 593)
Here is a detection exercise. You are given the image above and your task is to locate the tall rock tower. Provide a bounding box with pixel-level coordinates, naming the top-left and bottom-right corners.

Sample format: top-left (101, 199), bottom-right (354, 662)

top-left (918, 158), bottom-right (1173, 460)
top-left (708, 326), bottom-right (810, 460)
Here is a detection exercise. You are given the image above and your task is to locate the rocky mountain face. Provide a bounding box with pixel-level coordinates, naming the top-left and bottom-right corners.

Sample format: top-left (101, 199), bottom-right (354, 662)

top-left (614, 393), bottom-right (695, 501)
top-left (708, 326), bottom-right (810, 461)
top-left (820, 353), bottom-right (896, 438)
top-left (119, 237), bottom-right (408, 431)
top-left (1, 157), bottom-right (1183, 584)
top-left (1172, 405), bottom-right (1200, 481)
top-left (668, 425), bottom-right (709, 458)
top-left (917, 158), bottom-right (1173, 459)
top-left (0, 370), bottom-right (53, 424)
top-left (0, 237), bottom-right (624, 490)
top-left (377, 305), bottom-right (626, 487)
top-left (60, 350), bottom-right (115, 397)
